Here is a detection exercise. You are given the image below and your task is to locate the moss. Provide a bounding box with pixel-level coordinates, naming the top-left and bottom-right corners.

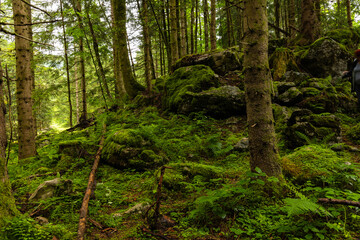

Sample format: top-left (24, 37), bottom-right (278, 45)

top-left (326, 28), bottom-right (360, 51)
top-left (269, 48), bottom-right (299, 81)
top-left (346, 123), bottom-right (360, 144)
top-left (164, 65), bottom-right (220, 112)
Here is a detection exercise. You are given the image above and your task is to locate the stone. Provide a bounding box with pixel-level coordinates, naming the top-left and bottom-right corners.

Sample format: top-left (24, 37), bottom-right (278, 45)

top-left (113, 202), bottom-right (150, 218)
top-left (281, 71), bottom-right (310, 86)
top-left (234, 138), bottom-right (249, 151)
top-left (300, 38), bottom-right (352, 78)
top-left (276, 87), bottom-right (303, 106)
top-left (35, 216), bottom-right (49, 225)
top-left (29, 178), bottom-right (73, 201)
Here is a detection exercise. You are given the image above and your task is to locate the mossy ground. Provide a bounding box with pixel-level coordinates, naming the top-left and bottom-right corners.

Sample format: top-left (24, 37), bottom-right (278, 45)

top-left (2, 104), bottom-right (360, 239)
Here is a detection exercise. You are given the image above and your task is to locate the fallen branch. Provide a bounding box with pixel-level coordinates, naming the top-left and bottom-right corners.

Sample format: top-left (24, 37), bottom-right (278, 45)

top-left (318, 198), bottom-right (360, 207)
top-left (77, 123), bottom-right (106, 240)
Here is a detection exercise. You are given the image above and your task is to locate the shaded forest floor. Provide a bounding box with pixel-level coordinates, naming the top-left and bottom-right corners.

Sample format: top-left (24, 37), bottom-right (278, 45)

top-left (3, 104), bottom-right (360, 240)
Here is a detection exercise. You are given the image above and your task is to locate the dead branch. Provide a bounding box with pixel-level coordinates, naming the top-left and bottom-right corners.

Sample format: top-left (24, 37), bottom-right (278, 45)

top-left (0, 27), bottom-right (53, 47)
top-left (139, 226), bottom-right (171, 240)
top-left (20, 0), bottom-right (52, 17)
top-left (0, 20), bottom-right (62, 26)
top-left (88, 218), bottom-right (103, 230)
top-left (77, 123), bottom-right (106, 240)
top-left (318, 198), bottom-right (360, 207)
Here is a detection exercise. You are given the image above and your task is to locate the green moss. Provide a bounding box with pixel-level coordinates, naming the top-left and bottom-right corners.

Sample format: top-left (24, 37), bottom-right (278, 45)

top-left (164, 65), bottom-right (219, 111)
top-left (326, 28), bottom-right (360, 51)
top-left (346, 123), bottom-right (360, 144)
top-left (269, 48), bottom-right (299, 81)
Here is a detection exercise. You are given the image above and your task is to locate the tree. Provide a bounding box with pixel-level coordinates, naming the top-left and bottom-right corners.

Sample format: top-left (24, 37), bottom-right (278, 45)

top-left (243, 0), bottom-right (282, 177)
top-left (210, 0), bottom-right (216, 50)
top-left (12, 0), bottom-right (36, 159)
top-left (0, 60), bottom-right (18, 227)
top-left (203, 0), bottom-right (209, 51)
top-left (299, 0), bottom-right (320, 45)
top-left (113, 0), bottom-right (144, 98)
top-left (346, 0), bottom-right (352, 27)
top-left (169, 0), bottom-right (179, 66)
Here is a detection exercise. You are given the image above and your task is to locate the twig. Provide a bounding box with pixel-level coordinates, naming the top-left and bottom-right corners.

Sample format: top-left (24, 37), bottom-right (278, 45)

top-left (77, 123), bottom-right (107, 240)
top-left (140, 226), bottom-right (171, 240)
top-left (318, 198), bottom-right (360, 207)
top-left (88, 218), bottom-right (103, 229)
top-left (0, 27), bottom-right (53, 47)
top-left (20, 0), bottom-right (52, 17)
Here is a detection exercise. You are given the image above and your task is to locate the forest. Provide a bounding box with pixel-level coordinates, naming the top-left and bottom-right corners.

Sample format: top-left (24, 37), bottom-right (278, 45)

top-left (1, 0), bottom-right (360, 239)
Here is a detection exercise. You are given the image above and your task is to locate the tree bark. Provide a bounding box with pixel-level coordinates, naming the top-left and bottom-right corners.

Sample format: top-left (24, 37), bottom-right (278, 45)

top-left (12, 0), bottom-right (36, 159)
top-left (203, 0), bottom-right (209, 51)
top-left (180, 0), bottom-right (187, 57)
top-left (288, 0), bottom-right (296, 40)
top-left (346, 0), bottom-right (352, 27)
top-left (0, 60), bottom-right (18, 227)
top-left (210, 0), bottom-right (216, 50)
top-left (113, 0), bottom-right (144, 98)
top-left (194, 0), bottom-right (198, 53)
top-left (243, 0), bottom-right (282, 178)
top-left (274, 0), bottom-right (280, 38)
top-left (141, 0), bottom-right (152, 93)
top-left (299, 0), bottom-right (320, 45)
top-left (60, 0), bottom-right (73, 128)
top-left (190, 0), bottom-right (195, 53)
top-left (169, 0), bottom-right (179, 66)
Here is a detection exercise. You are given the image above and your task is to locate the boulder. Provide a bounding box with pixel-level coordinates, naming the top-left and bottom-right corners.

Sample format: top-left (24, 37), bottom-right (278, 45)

top-left (101, 129), bottom-right (166, 170)
top-left (29, 178), bottom-right (73, 201)
top-left (163, 65), bottom-right (220, 112)
top-left (276, 87), bottom-right (303, 106)
top-left (269, 48), bottom-right (299, 81)
top-left (233, 138), bottom-right (249, 152)
top-left (172, 47), bottom-right (242, 75)
top-left (300, 38), bottom-right (352, 78)
top-left (285, 110), bottom-right (341, 149)
top-left (281, 71), bottom-right (310, 85)
top-left (179, 85), bottom-right (246, 118)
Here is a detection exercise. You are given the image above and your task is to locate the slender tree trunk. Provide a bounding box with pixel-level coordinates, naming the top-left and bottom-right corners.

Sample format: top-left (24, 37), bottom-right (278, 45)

top-left (346, 0), bottom-right (352, 27)
top-left (180, 0), bottom-right (187, 57)
top-left (203, 0), bottom-right (209, 51)
top-left (169, 0), bottom-right (179, 66)
top-left (299, 0), bottom-right (320, 45)
top-left (210, 0), bottom-right (216, 50)
top-left (288, 0), bottom-right (296, 40)
top-left (113, 0), bottom-right (144, 98)
top-left (274, 0), bottom-right (280, 38)
top-left (0, 60), bottom-right (18, 227)
top-left (225, 0), bottom-right (232, 47)
top-left (12, 0), bottom-right (36, 159)
top-left (75, 64), bottom-right (80, 124)
top-left (243, 0), bottom-right (282, 177)
top-left (60, 0), bottom-right (73, 128)
top-left (86, 10), bottom-right (113, 101)
top-left (190, 0), bottom-right (195, 54)
top-left (140, 0), bottom-right (152, 93)
top-left (194, 0), bottom-right (198, 53)
top-left (176, 0), bottom-right (181, 57)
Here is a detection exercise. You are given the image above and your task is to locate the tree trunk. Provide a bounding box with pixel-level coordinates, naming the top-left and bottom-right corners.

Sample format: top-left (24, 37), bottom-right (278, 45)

top-left (346, 0), bottom-right (352, 27)
top-left (288, 0), bottom-right (296, 40)
top-left (194, 0), bottom-right (198, 53)
top-left (169, 0), bottom-right (179, 66)
top-left (203, 0), bottom-right (209, 51)
top-left (210, 0), bottom-right (216, 50)
top-left (299, 0), bottom-right (320, 45)
top-left (225, 0), bottom-right (232, 47)
top-left (113, 0), bottom-right (144, 98)
top-left (274, 0), bottom-right (280, 38)
top-left (0, 60), bottom-right (18, 228)
top-left (12, 0), bottom-right (36, 159)
top-left (60, 0), bottom-right (73, 128)
top-left (190, 0), bottom-right (195, 53)
top-left (141, 0), bottom-right (152, 93)
top-left (180, 0), bottom-right (187, 57)
top-left (243, 0), bottom-right (282, 178)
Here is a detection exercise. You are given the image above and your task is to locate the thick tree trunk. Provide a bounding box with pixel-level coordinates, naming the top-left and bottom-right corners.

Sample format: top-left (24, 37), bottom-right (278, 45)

top-left (210, 0), bottom-right (216, 50)
top-left (169, 0), bottom-right (179, 66)
top-left (300, 0), bottom-right (320, 45)
top-left (12, 0), bottom-right (36, 159)
top-left (288, 0), bottom-right (296, 40)
top-left (203, 0), bottom-right (209, 51)
top-left (346, 0), bottom-right (352, 27)
top-left (60, 0), bottom-right (73, 128)
top-left (115, 0), bottom-right (143, 98)
top-left (243, 0), bottom-right (282, 178)
top-left (0, 60), bottom-right (18, 227)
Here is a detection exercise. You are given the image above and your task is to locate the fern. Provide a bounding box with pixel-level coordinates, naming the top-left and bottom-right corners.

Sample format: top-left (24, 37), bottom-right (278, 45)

top-left (282, 198), bottom-right (332, 217)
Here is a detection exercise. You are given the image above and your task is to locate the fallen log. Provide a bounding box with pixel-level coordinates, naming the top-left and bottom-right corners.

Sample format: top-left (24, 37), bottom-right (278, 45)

top-left (318, 198), bottom-right (360, 207)
top-left (77, 123), bottom-right (106, 240)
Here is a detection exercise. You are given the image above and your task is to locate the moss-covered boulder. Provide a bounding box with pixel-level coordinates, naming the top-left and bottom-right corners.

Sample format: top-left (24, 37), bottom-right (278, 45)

top-left (325, 28), bottom-right (360, 50)
top-left (300, 38), bottom-right (352, 78)
top-left (29, 178), bottom-right (73, 201)
top-left (270, 48), bottom-right (299, 81)
top-left (163, 65), bottom-right (220, 112)
top-left (172, 47), bottom-right (243, 75)
top-left (281, 145), bottom-right (351, 184)
top-left (276, 87), bottom-right (303, 106)
top-left (101, 129), bottom-right (166, 170)
top-left (346, 123), bottom-right (360, 145)
top-left (281, 71), bottom-right (310, 85)
top-left (285, 110), bottom-right (341, 149)
top-left (179, 85), bottom-right (246, 118)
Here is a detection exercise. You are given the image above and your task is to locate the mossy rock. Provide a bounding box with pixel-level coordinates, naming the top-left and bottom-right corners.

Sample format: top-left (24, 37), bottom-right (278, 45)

top-left (163, 65), bottom-right (220, 112)
top-left (101, 129), bottom-right (166, 170)
top-left (179, 85), bottom-right (246, 118)
top-left (281, 145), bottom-right (349, 184)
top-left (270, 48), bottom-right (299, 81)
top-left (325, 28), bottom-right (360, 50)
top-left (346, 123), bottom-right (360, 144)
top-left (172, 47), bottom-right (243, 75)
top-left (281, 71), bottom-right (310, 86)
top-left (58, 139), bottom-right (90, 158)
top-left (276, 87), bottom-right (303, 106)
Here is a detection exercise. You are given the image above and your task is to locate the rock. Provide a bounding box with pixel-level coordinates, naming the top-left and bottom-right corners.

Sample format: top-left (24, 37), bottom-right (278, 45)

top-left (164, 65), bottom-right (220, 112)
top-left (179, 85), bottom-right (246, 118)
top-left (281, 71), bottom-right (310, 85)
top-left (234, 138), bottom-right (249, 151)
top-left (300, 38), bottom-right (352, 78)
top-left (285, 110), bottom-right (341, 149)
top-left (276, 82), bottom-right (296, 95)
top-left (35, 216), bottom-right (49, 225)
top-left (325, 28), bottom-right (360, 50)
top-left (101, 129), bottom-right (166, 170)
top-left (276, 87), bottom-right (303, 106)
top-left (113, 202), bottom-right (151, 218)
top-left (269, 48), bottom-right (299, 81)
top-left (29, 178), bottom-right (73, 201)
top-left (172, 47), bottom-right (242, 75)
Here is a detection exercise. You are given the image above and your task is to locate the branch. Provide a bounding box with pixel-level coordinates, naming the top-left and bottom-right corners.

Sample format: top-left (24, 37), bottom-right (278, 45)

top-left (268, 22), bottom-right (290, 36)
top-left (0, 27), bottom-right (53, 47)
top-left (318, 198), bottom-right (360, 207)
top-left (0, 19), bottom-right (62, 26)
top-left (20, 0), bottom-right (52, 17)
